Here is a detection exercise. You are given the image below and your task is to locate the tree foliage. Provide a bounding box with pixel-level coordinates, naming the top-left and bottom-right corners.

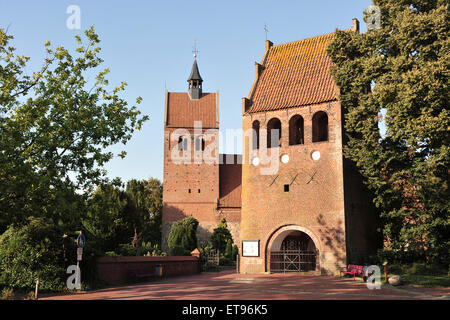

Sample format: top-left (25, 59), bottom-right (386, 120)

top-left (82, 182), bottom-right (133, 253)
top-left (327, 0), bottom-right (449, 265)
top-left (210, 218), bottom-right (233, 253)
top-left (167, 216), bottom-right (199, 254)
top-left (125, 178), bottom-right (163, 245)
top-left (0, 217), bottom-right (67, 291)
top-left (82, 178), bottom-right (163, 253)
top-left (0, 26), bottom-right (148, 232)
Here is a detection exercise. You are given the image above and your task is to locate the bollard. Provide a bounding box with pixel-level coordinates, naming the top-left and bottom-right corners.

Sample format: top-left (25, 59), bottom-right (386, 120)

top-left (35, 278), bottom-right (40, 300)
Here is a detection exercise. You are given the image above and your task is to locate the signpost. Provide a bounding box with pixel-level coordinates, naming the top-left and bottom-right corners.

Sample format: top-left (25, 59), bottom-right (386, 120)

top-left (75, 232), bottom-right (85, 289)
top-left (77, 247), bottom-right (83, 261)
top-left (77, 233), bottom-right (85, 249)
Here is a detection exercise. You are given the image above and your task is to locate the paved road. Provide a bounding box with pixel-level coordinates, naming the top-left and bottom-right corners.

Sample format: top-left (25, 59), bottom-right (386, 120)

top-left (41, 270), bottom-right (450, 300)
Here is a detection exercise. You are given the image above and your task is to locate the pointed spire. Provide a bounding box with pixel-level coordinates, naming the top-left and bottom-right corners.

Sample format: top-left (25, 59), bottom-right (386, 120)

top-left (187, 56), bottom-right (203, 100)
top-left (187, 58), bottom-right (203, 82)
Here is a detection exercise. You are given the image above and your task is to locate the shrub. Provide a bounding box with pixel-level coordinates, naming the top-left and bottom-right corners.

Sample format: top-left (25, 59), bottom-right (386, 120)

top-left (0, 217), bottom-right (67, 292)
top-left (26, 291), bottom-right (36, 300)
top-left (104, 242), bottom-right (167, 257)
top-left (104, 251), bottom-right (119, 257)
top-left (1, 288), bottom-right (14, 300)
top-left (219, 257), bottom-right (232, 266)
top-left (170, 245), bottom-right (191, 256)
top-left (225, 239), bottom-right (233, 260)
top-left (199, 243), bottom-right (219, 271)
top-left (232, 245), bottom-right (239, 261)
top-left (168, 216), bottom-right (199, 252)
top-left (210, 218), bottom-right (233, 253)
top-left (117, 243), bottom-right (138, 256)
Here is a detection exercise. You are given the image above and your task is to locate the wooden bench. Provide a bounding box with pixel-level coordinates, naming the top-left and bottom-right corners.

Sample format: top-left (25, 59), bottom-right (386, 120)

top-left (340, 264), bottom-right (366, 281)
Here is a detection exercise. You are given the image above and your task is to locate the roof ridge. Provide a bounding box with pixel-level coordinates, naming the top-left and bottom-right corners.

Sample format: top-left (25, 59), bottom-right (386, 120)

top-left (270, 31), bottom-right (335, 50)
top-left (168, 91), bottom-right (214, 95)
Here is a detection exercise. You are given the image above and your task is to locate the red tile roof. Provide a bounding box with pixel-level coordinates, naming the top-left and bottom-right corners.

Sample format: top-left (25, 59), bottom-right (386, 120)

top-left (166, 92), bottom-right (218, 128)
top-left (219, 155), bottom-right (242, 208)
top-left (247, 32), bottom-right (338, 113)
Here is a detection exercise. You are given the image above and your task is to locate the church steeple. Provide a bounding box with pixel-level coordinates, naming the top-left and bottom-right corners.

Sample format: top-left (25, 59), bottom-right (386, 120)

top-left (187, 56), bottom-right (203, 100)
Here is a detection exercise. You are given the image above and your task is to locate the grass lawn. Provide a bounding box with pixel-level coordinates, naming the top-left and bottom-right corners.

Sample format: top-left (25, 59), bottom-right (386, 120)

top-left (390, 273), bottom-right (450, 288)
top-left (381, 263), bottom-right (450, 288)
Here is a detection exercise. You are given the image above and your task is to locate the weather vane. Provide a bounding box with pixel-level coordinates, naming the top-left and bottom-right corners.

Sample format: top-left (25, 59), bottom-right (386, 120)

top-left (192, 39), bottom-right (199, 59)
top-left (264, 23), bottom-right (269, 41)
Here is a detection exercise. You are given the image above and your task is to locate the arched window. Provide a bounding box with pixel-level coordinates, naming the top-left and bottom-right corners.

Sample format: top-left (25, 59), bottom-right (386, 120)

top-left (289, 115), bottom-right (304, 145)
top-left (252, 120), bottom-right (260, 150)
top-left (195, 136), bottom-right (205, 151)
top-left (178, 136), bottom-right (188, 151)
top-left (312, 111), bottom-right (328, 142)
top-left (267, 118), bottom-right (282, 148)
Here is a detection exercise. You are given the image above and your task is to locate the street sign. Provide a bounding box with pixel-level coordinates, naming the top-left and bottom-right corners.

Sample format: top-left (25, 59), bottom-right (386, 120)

top-left (77, 248), bottom-right (83, 256)
top-left (77, 255), bottom-right (82, 261)
top-left (77, 233), bottom-right (85, 248)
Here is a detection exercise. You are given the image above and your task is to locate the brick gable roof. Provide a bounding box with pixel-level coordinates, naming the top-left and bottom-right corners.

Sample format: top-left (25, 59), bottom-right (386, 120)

top-left (165, 92), bottom-right (218, 128)
top-left (247, 32), bottom-right (338, 113)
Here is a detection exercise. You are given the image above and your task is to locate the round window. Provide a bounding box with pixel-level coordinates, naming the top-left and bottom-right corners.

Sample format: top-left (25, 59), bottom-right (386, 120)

top-left (252, 157), bottom-right (260, 166)
top-left (311, 151), bottom-right (321, 161)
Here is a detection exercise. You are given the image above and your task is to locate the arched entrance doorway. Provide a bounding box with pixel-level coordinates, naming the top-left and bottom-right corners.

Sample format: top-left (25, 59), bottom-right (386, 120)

top-left (267, 227), bottom-right (319, 273)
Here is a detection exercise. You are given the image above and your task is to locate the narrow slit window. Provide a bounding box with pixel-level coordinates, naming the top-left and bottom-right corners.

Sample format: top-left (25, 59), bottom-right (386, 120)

top-left (252, 120), bottom-right (260, 150)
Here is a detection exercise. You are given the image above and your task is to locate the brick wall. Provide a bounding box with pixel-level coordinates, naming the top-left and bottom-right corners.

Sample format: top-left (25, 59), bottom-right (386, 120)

top-left (240, 101), bottom-right (347, 275)
top-left (162, 125), bottom-right (220, 252)
top-left (97, 256), bottom-right (200, 285)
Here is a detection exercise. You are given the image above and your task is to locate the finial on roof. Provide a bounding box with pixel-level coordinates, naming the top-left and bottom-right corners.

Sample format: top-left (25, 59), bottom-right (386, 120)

top-left (264, 23), bottom-right (269, 41)
top-left (192, 39), bottom-right (199, 59)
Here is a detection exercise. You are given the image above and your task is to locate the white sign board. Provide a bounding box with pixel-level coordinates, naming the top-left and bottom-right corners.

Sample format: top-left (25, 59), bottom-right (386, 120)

top-left (242, 240), bottom-right (259, 257)
top-left (77, 248), bottom-right (83, 256)
top-left (77, 255), bottom-right (82, 261)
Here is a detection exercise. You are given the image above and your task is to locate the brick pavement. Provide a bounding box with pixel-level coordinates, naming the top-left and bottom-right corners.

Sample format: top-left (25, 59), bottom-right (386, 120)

top-left (40, 270), bottom-right (450, 300)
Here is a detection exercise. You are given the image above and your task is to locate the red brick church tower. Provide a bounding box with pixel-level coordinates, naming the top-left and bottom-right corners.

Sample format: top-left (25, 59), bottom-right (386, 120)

top-left (162, 57), bottom-right (241, 252)
top-left (239, 19), bottom-right (379, 275)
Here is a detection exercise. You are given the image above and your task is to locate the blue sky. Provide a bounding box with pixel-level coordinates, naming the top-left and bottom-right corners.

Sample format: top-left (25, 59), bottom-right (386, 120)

top-left (1, 0), bottom-right (373, 182)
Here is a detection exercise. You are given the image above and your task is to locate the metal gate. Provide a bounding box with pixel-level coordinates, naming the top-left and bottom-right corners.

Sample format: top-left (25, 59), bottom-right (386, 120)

top-left (270, 250), bottom-right (318, 273)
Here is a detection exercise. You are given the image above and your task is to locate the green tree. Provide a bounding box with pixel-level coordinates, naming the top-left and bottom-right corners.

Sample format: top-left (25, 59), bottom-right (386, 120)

top-left (225, 239), bottom-right (233, 260)
top-left (82, 182), bottom-right (133, 253)
top-left (0, 26), bottom-right (148, 232)
top-left (327, 0), bottom-right (449, 265)
top-left (232, 245), bottom-right (239, 261)
top-left (81, 178), bottom-right (163, 255)
top-left (0, 217), bottom-right (68, 291)
top-left (167, 216), bottom-right (199, 254)
top-left (210, 218), bottom-right (233, 253)
top-left (125, 178), bottom-right (163, 246)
